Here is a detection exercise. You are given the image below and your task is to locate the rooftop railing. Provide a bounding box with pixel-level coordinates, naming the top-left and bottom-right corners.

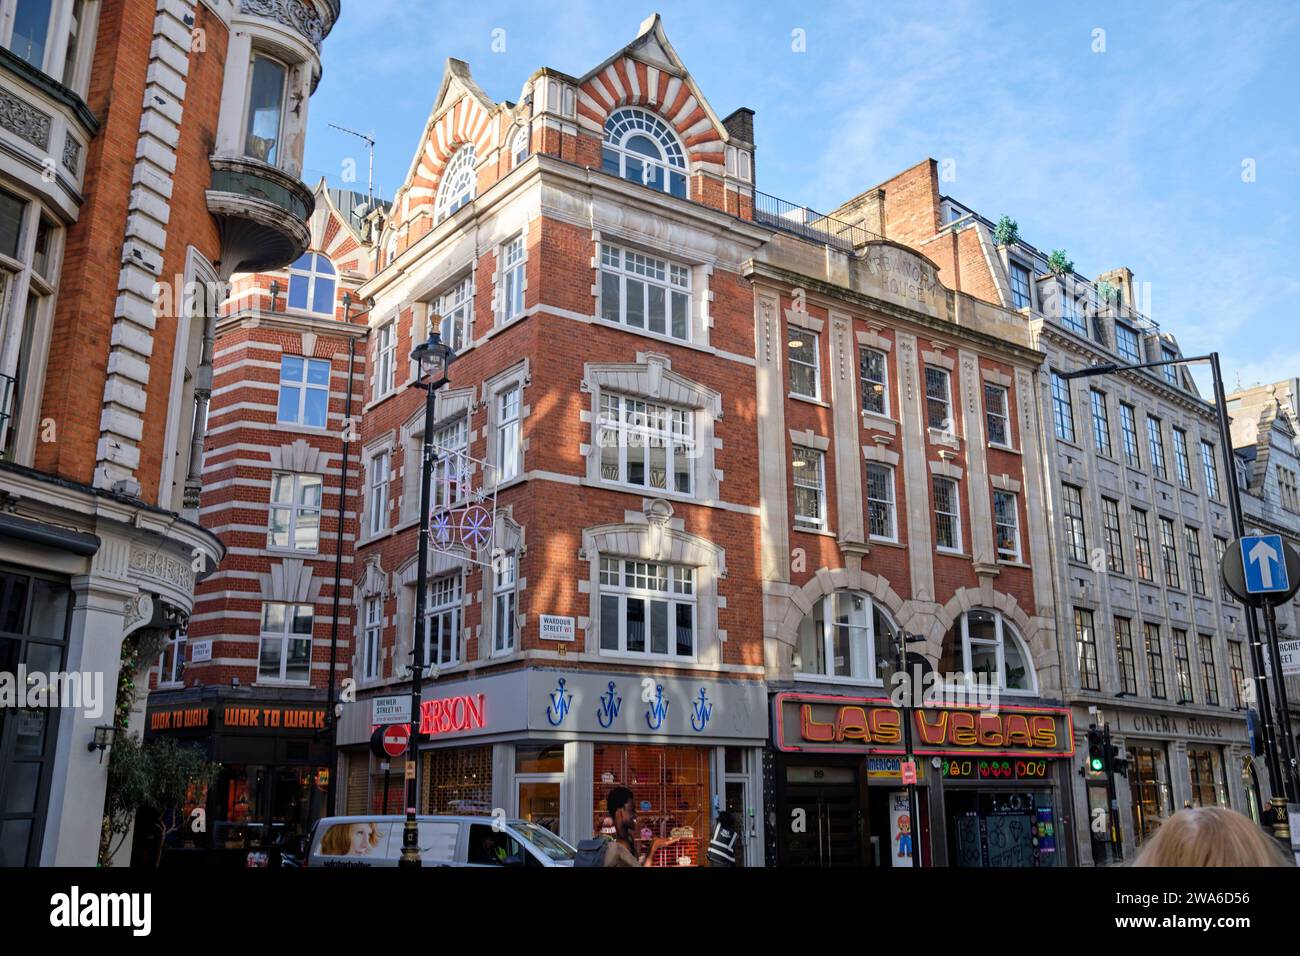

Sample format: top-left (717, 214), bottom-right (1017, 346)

top-left (752, 189), bottom-right (882, 251)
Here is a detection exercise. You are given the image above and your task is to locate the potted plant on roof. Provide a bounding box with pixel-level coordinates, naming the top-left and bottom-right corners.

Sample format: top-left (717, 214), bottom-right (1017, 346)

top-left (992, 215), bottom-right (1019, 246)
top-left (1047, 249), bottom-right (1074, 276)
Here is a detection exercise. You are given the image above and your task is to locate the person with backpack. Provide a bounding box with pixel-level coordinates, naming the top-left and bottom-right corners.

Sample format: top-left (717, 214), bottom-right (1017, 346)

top-left (706, 810), bottom-right (740, 867)
top-left (574, 787), bottom-right (677, 866)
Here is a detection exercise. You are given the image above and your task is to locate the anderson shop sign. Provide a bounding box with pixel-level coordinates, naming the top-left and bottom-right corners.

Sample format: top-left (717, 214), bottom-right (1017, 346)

top-left (775, 693), bottom-right (1075, 758)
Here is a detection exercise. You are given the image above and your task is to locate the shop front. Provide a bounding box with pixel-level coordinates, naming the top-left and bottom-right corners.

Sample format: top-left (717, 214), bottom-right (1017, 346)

top-left (1071, 703), bottom-right (1251, 863)
top-left (138, 687), bottom-right (331, 866)
top-left (769, 692), bottom-right (1075, 867)
top-left (338, 668), bottom-right (768, 865)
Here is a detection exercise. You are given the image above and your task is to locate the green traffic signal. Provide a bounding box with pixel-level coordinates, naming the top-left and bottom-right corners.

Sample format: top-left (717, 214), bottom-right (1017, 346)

top-left (1089, 754), bottom-right (1105, 772)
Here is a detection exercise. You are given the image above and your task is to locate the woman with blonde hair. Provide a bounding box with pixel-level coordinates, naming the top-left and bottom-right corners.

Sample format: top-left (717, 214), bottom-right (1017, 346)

top-left (1132, 807), bottom-right (1292, 867)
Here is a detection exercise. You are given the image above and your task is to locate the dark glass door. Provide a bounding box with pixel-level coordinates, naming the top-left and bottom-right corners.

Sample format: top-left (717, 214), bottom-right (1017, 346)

top-left (781, 764), bottom-right (862, 866)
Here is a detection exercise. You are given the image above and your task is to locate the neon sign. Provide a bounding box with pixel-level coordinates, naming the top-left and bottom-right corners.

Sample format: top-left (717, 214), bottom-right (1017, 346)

top-left (419, 693), bottom-right (486, 736)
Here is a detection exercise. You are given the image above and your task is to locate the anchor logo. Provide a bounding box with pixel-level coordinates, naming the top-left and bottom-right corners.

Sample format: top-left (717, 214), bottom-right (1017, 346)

top-left (545, 677), bottom-right (572, 727)
top-left (689, 687), bottom-right (712, 732)
top-left (596, 681), bottom-right (623, 729)
top-left (645, 684), bottom-right (669, 731)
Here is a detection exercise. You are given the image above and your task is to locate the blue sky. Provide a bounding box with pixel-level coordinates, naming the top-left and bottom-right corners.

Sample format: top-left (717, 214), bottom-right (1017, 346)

top-left (305, 1), bottom-right (1300, 395)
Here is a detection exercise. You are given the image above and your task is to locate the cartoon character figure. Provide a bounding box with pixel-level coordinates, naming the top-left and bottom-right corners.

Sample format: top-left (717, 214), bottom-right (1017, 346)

top-left (895, 814), bottom-right (913, 859)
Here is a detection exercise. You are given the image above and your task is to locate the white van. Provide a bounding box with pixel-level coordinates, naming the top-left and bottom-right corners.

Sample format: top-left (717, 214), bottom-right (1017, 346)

top-left (306, 815), bottom-right (576, 868)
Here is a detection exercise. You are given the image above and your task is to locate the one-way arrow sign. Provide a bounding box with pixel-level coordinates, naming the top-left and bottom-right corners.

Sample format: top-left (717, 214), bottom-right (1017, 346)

top-left (1222, 534), bottom-right (1300, 606)
top-left (1242, 534), bottom-right (1289, 594)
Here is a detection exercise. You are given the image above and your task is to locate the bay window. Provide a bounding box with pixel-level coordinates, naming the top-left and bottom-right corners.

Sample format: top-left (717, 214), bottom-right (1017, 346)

top-left (795, 591), bottom-right (898, 683)
top-left (245, 54), bottom-right (288, 166)
top-left (598, 393), bottom-right (693, 495)
top-left (598, 558), bottom-right (695, 660)
top-left (599, 243), bottom-right (691, 341)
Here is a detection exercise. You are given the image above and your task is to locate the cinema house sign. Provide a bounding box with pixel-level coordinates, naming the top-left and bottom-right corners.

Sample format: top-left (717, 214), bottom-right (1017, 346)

top-left (775, 693), bottom-right (1075, 757)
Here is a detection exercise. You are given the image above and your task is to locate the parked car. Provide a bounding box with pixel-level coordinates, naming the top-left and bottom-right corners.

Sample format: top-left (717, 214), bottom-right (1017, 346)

top-left (306, 815), bottom-right (576, 867)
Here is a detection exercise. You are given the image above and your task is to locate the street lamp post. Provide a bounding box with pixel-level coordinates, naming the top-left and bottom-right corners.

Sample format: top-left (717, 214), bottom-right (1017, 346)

top-left (399, 323), bottom-right (455, 869)
top-left (1061, 353), bottom-right (1299, 807)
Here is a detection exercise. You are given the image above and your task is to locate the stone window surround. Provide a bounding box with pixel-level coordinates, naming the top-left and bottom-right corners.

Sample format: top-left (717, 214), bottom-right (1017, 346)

top-left (493, 226), bottom-right (530, 328)
top-left (353, 554), bottom-right (390, 687)
top-left (398, 385), bottom-right (476, 526)
top-left (578, 500), bottom-right (727, 668)
top-left (579, 352), bottom-right (723, 502)
top-left (358, 429), bottom-right (396, 546)
top-left (253, 558), bottom-right (323, 687)
top-left (592, 229), bottom-right (714, 348)
top-left (856, 328), bottom-right (893, 425)
top-left (484, 358), bottom-right (530, 490)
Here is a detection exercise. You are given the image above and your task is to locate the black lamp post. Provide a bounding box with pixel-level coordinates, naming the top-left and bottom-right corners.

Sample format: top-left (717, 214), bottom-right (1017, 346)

top-left (1060, 352), bottom-right (1299, 808)
top-left (399, 321), bottom-right (455, 868)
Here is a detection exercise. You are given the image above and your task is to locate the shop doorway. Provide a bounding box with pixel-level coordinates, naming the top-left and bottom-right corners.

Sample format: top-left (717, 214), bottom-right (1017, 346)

top-left (722, 746), bottom-right (754, 866)
top-left (515, 775), bottom-right (564, 838)
top-left (946, 789), bottom-right (1059, 867)
top-left (781, 765), bottom-right (862, 866)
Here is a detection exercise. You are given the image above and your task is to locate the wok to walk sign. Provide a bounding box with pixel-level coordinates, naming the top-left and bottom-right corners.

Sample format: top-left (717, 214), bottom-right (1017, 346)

top-left (774, 692), bottom-right (1074, 758)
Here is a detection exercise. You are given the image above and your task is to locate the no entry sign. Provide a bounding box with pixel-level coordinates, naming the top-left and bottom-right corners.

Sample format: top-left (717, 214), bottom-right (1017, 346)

top-left (370, 723), bottom-right (411, 758)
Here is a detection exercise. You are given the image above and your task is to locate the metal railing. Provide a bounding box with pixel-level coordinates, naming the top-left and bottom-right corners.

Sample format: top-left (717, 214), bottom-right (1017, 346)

top-left (752, 189), bottom-right (883, 251)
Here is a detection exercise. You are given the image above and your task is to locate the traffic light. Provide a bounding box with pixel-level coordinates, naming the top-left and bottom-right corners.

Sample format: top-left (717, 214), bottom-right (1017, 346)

top-left (1108, 743), bottom-right (1128, 778)
top-left (1086, 725), bottom-right (1106, 774)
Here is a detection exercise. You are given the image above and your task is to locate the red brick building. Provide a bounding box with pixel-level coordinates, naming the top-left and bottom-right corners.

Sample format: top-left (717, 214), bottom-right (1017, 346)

top-left (0, 0), bottom-right (338, 867)
top-left (330, 15), bottom-right (1067, 868)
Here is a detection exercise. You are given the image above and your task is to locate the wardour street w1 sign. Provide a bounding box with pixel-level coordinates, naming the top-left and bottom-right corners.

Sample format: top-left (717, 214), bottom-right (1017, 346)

top-left (1221, 534), bottom-right (1300, 607)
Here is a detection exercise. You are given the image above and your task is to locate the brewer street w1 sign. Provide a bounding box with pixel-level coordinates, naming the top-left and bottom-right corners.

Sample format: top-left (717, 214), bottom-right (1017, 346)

top-left (1221, 535), bottom-right (1300, 607)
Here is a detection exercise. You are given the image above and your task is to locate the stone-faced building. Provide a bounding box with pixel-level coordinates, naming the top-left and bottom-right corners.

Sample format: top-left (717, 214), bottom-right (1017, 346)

top-left (857, 159), bottom-right (1257, 863)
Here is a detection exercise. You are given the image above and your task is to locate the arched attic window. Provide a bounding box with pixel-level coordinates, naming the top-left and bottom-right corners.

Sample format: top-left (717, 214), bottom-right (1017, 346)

top-left (435, 143), bottom-right (477, 223)
top-left (287, 252), bottom-right (336, 314)
top-left (939, 609), bottom-right (1038, 694)
top-left (601, 107), bottom-right (687, 198)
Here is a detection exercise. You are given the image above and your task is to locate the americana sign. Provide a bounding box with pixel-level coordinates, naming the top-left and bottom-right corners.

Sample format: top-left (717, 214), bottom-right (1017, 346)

top-left (774, 693), bottom-right (1075, 758)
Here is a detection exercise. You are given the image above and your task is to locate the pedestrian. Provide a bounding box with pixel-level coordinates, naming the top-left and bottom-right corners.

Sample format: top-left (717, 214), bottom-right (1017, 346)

top-left (706, 810), bottom-right (740, 867)
top-left (574, 787), bottom-right (677, 866)
top-left (1132, 807), bottom-right (1292, 867)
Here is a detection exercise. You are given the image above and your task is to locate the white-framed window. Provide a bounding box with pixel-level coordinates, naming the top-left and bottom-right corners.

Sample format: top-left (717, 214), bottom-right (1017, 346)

top-left (598, 558), bottom-right (696, 659)
top-left (268, 472), bottom-right (323, 552)
top-left (287, 252), bottom-right (336, 314)
top-left (984, 383), bottom-right (1010, 447)
top-left (431, 415), bottom-right (468, 511)
top-left (925, 366), bottom-right (952, 430)
top-left (157, 627), bottom-right (187, 686)
top-left (2, 0), bottom-right (91, 89)
top-left (496, 385), bottom-right (521, 483)
top-left (601, 107), bottom-right (688, 198)
top-left (435, 144), bottom-right (477, 223)
top-left (493, 553), bottom-right (517, 655)
top-left (1116, 323), bottom-right (1142, 364)
top-left (362, 597), bottom-right (382, 681)
top-left (792, 446), bottom-right (825, 530)
top-left (993, 490), bottom-right (1021, 562)
top-left (244, 52), bottom-right (288, 166)
top-left (940, 608), bottom-right (1036, 693)
top-left (424, 574), bottom-right (462, 668)
top-left (1009, 262), bottom-right (1032, 309)
top-left (259, 602), bottom-right (313, 683)
top-left (367, 451), bottom-right (390, 536)
top-left (599, 243), bottom-right (691, 341)
top-left (788, 330), bottom-right (820, 399)
top-left (598, 393), bottom-right (693, 495)
top-left (859, 347), bottom-right (888, 416)
top-left (795, 591), bottom-right (898, 683)
top-left (277, 356), bottom-right (330, 428)
top-left (932, 476), bottom-right (961, 552)
top-left (511, 126), bottom-right (530, 167)
top-left (374, 321), bottom-right (396, 397)
top-left (0, 186), bottom-right (60, 464)
top-left (437, 276), bottom-right (473, 353)
top-left (500, 234), bottom-right (526, 322)
top-left (865, 462), bottom-right (896, 541)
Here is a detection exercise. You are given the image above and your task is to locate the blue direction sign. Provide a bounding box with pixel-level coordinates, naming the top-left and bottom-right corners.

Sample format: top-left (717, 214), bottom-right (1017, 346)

top-left (1241, 534), bottom-right (1290, 595)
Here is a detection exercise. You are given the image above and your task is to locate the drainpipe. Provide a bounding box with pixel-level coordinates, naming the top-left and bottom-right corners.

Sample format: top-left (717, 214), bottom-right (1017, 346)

top-left (183, 277), bottom-right (226, 512)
